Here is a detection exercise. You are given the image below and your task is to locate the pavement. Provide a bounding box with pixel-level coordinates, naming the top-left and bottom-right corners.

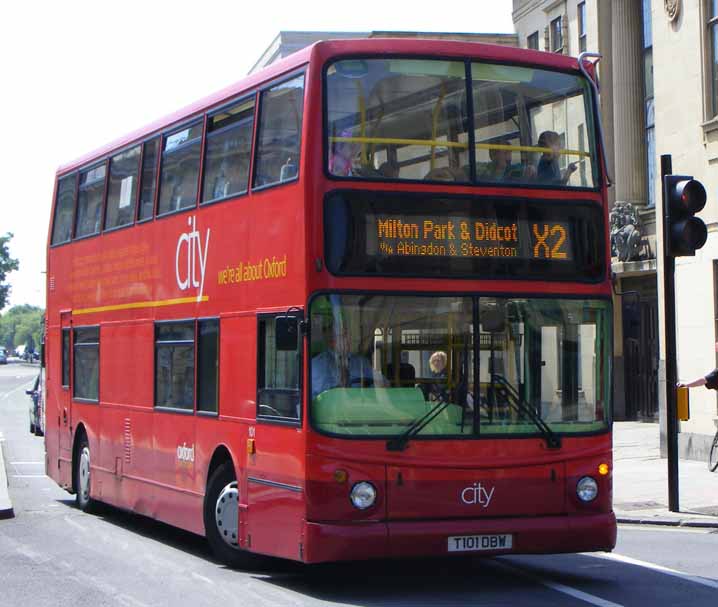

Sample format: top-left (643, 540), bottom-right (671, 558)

top-left (613, 421), bottom-right (718, 528)
top-left (1, 414), bottom-right (717, 526)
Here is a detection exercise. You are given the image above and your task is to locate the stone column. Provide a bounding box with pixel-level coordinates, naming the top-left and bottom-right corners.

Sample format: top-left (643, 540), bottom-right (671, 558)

top-left (612, 0), bottom-right (647, 207)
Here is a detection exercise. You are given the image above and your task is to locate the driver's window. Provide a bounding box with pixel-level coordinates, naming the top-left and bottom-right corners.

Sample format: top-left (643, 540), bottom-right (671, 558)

top-left (257, 315), bottom-right (301, 422)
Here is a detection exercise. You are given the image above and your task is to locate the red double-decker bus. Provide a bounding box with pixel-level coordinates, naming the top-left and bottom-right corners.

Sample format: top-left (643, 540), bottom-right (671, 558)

top-left (45, 39), bottom-right (615, 565)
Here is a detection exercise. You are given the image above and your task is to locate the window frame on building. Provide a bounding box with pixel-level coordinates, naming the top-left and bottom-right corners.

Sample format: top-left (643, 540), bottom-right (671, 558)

top-left (527, 31), bottom-right (539, 50)
top-left (578, 2), bottom-right (587, 54)
top-left (550, 16), bottom-right (563, 53)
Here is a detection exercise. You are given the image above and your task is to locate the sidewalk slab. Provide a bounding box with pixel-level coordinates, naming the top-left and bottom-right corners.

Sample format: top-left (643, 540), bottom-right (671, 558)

top-left (613, 421), bottom-right (718, 529)
top-left (0, 432), bottom-right (14, 519)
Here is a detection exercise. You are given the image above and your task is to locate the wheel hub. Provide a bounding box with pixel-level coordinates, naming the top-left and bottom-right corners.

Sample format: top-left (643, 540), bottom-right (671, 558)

top-left (79, 447), bottom-right (91, 503)
top-left (215, 481), bottom-right (239, 547)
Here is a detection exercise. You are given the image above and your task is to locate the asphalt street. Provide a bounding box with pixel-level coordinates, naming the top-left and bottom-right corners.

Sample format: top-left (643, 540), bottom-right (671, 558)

top-left (1, 363), bottom-right (717, 606)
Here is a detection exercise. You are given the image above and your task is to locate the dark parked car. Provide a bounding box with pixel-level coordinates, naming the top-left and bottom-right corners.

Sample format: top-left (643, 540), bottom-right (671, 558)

top-left (26, 373), bottom-right (44, 436)
top-left (0, 347), bottom-right (7, 364)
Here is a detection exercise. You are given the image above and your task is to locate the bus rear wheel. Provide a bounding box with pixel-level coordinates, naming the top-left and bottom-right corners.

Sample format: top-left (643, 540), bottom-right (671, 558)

top-left (204, 462), bottom-right (253, 567)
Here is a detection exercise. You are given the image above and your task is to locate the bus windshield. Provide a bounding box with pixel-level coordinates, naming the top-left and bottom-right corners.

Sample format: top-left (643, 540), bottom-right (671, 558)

top-left (309, 294), bottom-right (610, 438)
top-left (325, 58), bottom-right (597, 188)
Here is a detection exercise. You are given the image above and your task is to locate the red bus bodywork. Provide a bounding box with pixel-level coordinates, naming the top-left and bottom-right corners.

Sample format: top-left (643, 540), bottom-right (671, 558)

top-left (45, 39), bottom-right (616, 563)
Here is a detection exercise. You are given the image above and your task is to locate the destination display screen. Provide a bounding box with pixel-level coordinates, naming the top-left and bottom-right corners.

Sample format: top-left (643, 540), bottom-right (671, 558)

top-left (324, 192), bottom-right (605, 281)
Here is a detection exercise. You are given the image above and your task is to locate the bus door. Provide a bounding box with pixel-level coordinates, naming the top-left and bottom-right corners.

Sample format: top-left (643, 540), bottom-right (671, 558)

top-left (246, 313), bottom-right (305, 560)
top-left (57, 311), bottom-right (73, 488)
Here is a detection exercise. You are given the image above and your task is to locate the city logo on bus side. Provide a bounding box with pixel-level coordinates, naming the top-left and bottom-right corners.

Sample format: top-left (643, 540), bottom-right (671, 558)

top-left (175, 215), bottom-right (210, 303)
top-left (460, 482), bottom-right (495, 507)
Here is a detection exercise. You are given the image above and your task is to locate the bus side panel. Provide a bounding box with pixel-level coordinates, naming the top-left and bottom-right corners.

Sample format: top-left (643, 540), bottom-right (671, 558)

top-left (97, 321), bottom-right (155, 515)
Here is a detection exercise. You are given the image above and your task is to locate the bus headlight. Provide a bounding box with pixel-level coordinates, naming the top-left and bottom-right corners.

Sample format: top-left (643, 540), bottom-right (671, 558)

top-left (350, 481), bottom-right (377, 510)
top-left (576, 476), bottom-right (598, 502)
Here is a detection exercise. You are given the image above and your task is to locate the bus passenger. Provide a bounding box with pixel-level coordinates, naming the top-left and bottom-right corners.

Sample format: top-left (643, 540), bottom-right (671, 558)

top-left (329, 128), bottom-right (360, 176)
top-left (535, 130), bottom-right (577, 185)
top-left (422, 350), bottom-right (448, 401)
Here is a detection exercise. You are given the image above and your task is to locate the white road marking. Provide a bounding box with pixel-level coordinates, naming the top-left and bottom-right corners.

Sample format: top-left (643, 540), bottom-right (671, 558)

top-left (598, 552), bottom-right (718, 590)
top-left (0, 378), bottom-right (35, 400)
top-left (492, 559), bottom-right (624, 607)
top-left (10, 461), bottom-right (44, 465)
top-left (11, 474), bottom-right (46, 478)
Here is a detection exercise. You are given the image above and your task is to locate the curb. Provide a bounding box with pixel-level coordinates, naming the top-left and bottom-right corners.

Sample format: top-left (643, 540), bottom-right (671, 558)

top-left (0, 433), bottom-right (14, 520)
top-left (617, 515), bottom-right (718, 529)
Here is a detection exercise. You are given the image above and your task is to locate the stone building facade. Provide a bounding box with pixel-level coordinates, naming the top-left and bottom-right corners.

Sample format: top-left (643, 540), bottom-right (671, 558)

top-left (514, 0), bottom-right (718, 460)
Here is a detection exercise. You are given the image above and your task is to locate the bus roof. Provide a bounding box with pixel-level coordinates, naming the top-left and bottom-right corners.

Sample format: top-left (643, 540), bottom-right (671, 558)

top-left (56, 37), bottom-right (586, 176)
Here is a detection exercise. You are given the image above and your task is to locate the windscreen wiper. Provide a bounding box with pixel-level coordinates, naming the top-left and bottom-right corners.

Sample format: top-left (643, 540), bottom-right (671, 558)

top-left (490, 374), bottom-right (561, 449)
top-left (386, 394), bottom-right (451, 452)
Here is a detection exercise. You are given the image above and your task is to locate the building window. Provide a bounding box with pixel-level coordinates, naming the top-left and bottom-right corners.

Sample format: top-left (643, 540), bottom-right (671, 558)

top-left (551, 16), bottom-right (563, 53)
top-left (257, 315), bottom-right (301, 422)
top-left (643, 0), bottom-right (655, 208)
top-left (709, 0), bottom-right (718, 117)
top-left (578, 2), bottom-right (587, 53)
top-left (527, 31), bottom-right (539, 50)
top-left (73, 327), bottom-right (99, 401)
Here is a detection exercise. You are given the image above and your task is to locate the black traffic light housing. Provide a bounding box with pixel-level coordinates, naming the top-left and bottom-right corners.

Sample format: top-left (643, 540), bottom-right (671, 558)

top-left (663, 175), bottom-right (707, 257)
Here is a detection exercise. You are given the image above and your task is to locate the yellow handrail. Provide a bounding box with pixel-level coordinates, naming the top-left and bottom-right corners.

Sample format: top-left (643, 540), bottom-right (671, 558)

top-left (330, 136), bottom-right (591, 158)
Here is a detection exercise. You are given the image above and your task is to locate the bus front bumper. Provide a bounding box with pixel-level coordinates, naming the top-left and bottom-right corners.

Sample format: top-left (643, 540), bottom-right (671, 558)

top-left (302, 512), bottom-right (616, 563)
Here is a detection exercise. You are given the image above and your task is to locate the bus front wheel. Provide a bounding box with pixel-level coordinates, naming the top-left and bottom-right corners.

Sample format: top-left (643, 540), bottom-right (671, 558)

top-left (204, 462), bottom-right (252, 567)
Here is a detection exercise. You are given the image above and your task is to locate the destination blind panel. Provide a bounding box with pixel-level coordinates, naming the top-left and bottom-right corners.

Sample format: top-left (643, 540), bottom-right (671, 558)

top-left (324, 191), bottom-right (605, 281)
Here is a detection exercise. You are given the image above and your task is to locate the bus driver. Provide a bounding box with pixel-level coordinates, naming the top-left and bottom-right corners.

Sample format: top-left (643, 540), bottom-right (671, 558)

top-left (311, 318), bottom-right (380, 399)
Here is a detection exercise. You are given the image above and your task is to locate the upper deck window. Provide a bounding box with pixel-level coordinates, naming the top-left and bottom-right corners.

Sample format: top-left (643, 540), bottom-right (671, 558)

top-left (202, 99), bottom-right (255, 203)
top-left (326, 59), bottom-right (469, 182)
top-left (158, 122), bottom-right (203, 216)
top-left (105, 145), bottom-right (140, 230)
top-left (253, 75), bottom-right (304, 188)
top-left (325, 58), bottom-right (598, 189)
top-left (75, 164), bottom-right (107, 238)
top-left (51, 175), bottom-right (77, 245)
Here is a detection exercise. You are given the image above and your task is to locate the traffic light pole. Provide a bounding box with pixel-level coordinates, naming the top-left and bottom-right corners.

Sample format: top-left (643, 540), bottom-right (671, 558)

top-left (661, 153), bottom-right (680, 512)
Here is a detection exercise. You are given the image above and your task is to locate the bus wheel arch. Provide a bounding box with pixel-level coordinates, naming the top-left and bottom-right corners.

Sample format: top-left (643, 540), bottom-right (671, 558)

top-left (203, 447), bottom-right (251, 567)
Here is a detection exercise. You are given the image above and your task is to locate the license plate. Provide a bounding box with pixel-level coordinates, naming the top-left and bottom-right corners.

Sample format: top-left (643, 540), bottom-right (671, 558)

top-left (447, 534), bottom-right (513, 552)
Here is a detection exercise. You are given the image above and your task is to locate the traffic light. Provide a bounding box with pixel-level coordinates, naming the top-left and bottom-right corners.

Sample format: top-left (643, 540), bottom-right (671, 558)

top-left (663, 175), bottom-right (707, 257)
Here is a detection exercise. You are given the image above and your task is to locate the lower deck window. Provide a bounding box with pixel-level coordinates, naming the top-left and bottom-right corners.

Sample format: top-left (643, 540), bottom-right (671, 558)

top-left (73, 326), bottom-right (99, 401)
top-left (155, 319), bottom-right (219, 412)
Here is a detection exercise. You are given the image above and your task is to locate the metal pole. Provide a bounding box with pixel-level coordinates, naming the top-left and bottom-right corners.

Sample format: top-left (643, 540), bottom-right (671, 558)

top-left (661, 153), bottom-right (680, 512)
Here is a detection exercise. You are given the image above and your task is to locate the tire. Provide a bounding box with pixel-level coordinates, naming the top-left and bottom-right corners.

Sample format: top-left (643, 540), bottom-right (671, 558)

top-left (709, 432), bottom-right (718, 473)
top-left (30, 420), bottom-right (35, 434)
top-left (75, 436), bottom-right (95, 511)
top-left (203, 462), bottom-right (253, 567)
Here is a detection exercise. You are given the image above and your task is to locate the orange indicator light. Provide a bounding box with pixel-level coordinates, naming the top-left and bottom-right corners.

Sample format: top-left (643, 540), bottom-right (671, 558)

top-left (598, 463), bottom-right (609, 476)
top-left (334, 469), bottom-right (348, 483)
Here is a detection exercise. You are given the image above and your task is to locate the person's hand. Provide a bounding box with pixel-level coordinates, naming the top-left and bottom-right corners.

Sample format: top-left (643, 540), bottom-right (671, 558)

top-left (523, 164), bottom-right (537, 179)
top-left (567, 162), bottom-right (578, 174)
top-left (676, 381), bottom-right (686, 388)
